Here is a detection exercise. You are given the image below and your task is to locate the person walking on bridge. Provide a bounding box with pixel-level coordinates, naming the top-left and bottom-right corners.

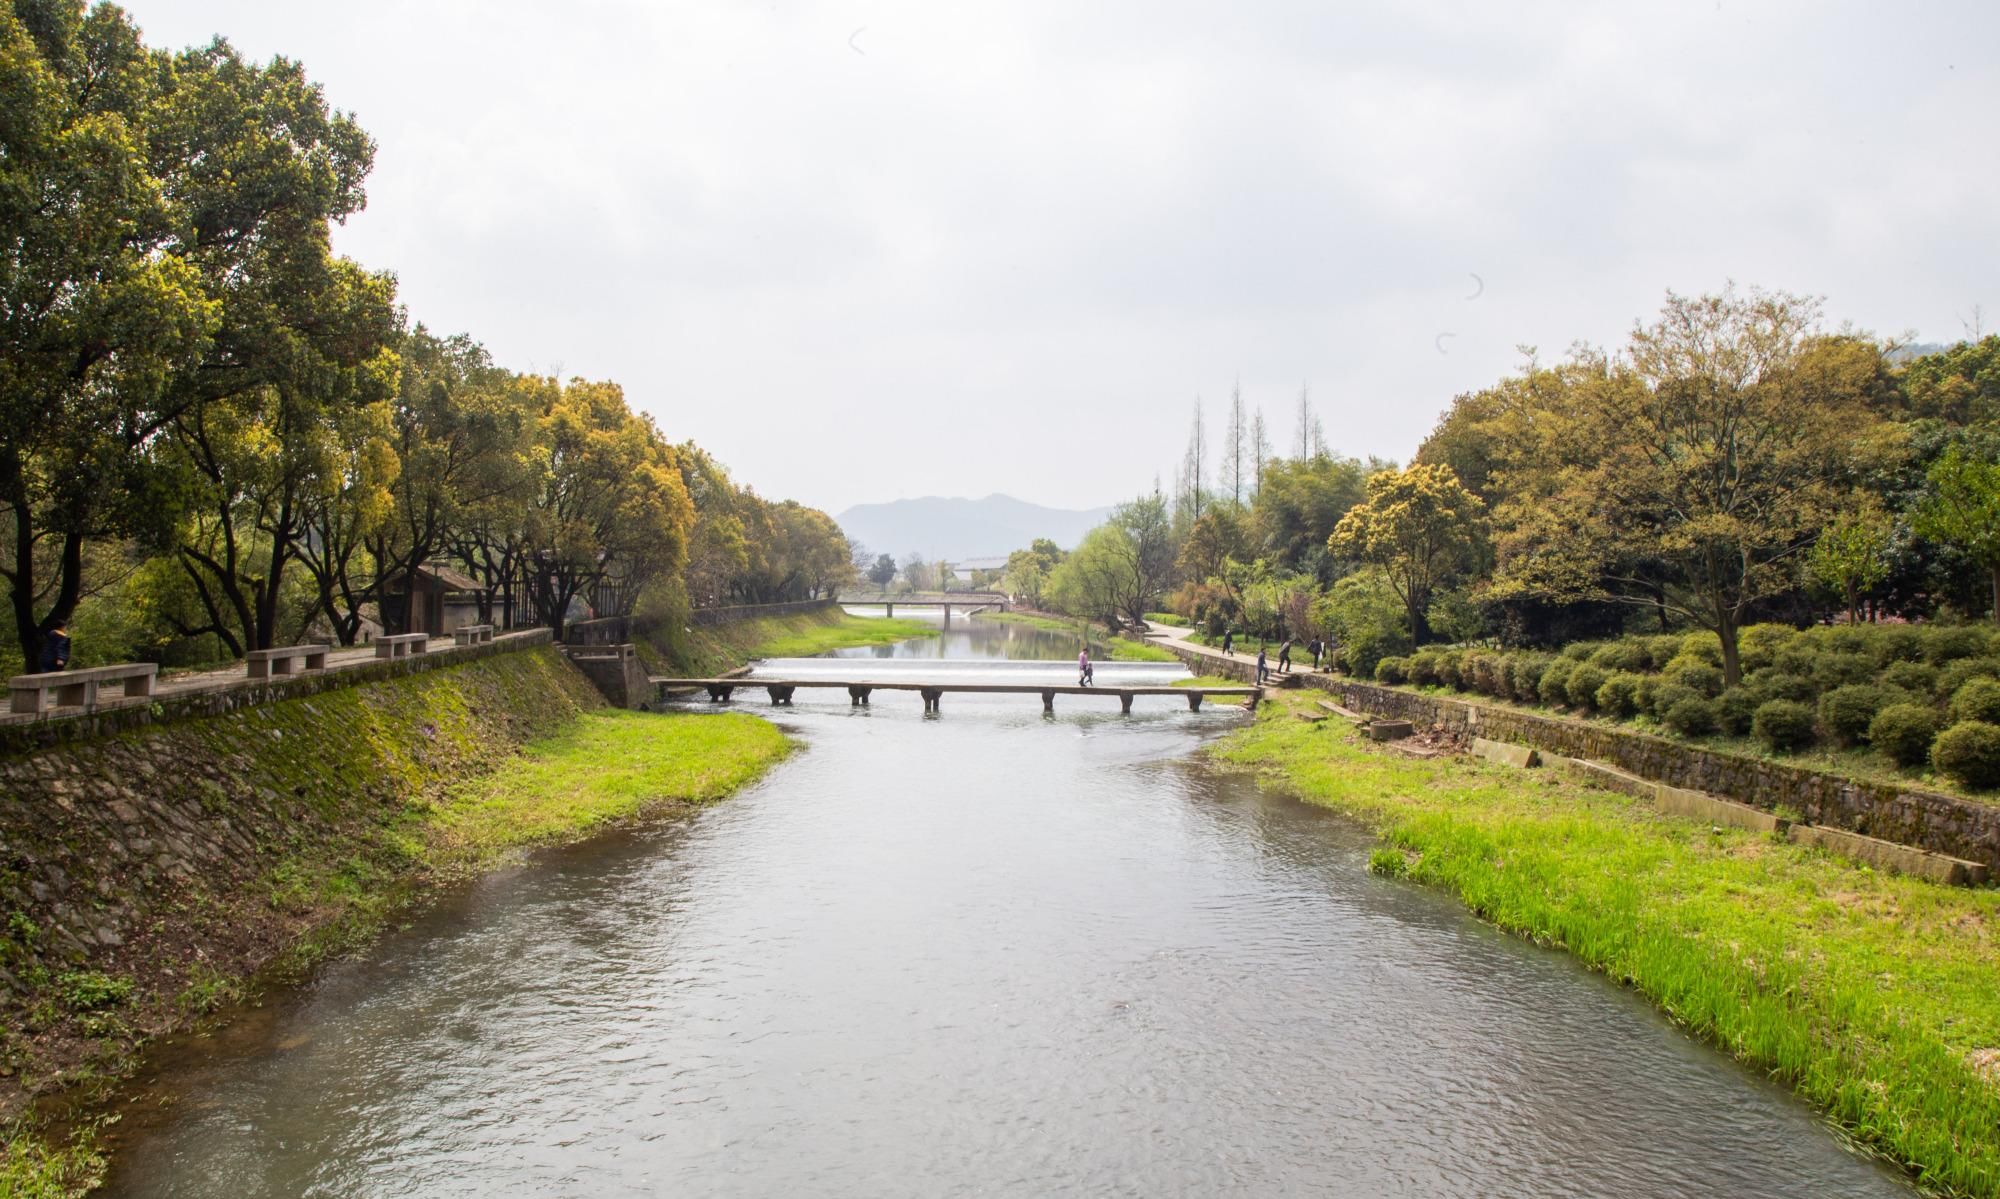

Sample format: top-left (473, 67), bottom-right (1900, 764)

top-left (1256, 645), bottom-right (1269, 685)
top-left (37, 622), bottom-right (70, 673)
top-left (1078, 647), bottom-right (1094, 687)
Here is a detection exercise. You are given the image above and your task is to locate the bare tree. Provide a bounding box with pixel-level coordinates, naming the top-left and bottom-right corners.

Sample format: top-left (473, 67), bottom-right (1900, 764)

top-left (1250, 407), bottom-right (1270, 494)
top-left (1182, 397), bottom-right (1208, 520)
top-left (1226, 383), bottom-right (1246, 503)
top-left (1295, 384), bottom-right (1313, 459)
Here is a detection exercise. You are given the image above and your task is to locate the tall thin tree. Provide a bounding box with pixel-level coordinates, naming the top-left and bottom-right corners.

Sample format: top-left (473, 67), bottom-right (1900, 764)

top-left (1295, 384), bottom-right (1313, 460)
top-left (1227, 383), bottom-right (1247, 503)
top-left (1183, 397), bottom-right (1208, 521)
top-left (1250, 407), bottom-right (1270, 495)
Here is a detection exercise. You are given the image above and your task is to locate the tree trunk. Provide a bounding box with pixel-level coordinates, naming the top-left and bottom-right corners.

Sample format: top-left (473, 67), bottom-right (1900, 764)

top-left (1991, 563), bottom-right (2000, 626)
top-left (1716, 614), bottom-right (1743, 690)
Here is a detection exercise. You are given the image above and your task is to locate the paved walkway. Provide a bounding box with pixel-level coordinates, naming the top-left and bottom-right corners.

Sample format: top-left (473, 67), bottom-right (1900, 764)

top-left (1142, 620), bottom-right (1337, 681)
top-left (4, 632), bottom-right (541, 727)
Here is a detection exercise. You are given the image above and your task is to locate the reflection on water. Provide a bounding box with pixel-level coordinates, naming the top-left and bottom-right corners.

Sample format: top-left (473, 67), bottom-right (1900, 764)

top-left (97, 618), bottom-right (1912, 1197)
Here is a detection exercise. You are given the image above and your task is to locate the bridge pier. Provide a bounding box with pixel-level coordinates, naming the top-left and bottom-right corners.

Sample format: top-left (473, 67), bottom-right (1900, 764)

top-left (920, 687), bottom-right (943, 713)
top-left (765, 684), bottom-right (796, 706)
top-left (1185, 692), bottom-right (1204, 712)
top-left (1119, 692), bottom-right (1134, 714)
top-left (1041, 689), bottom-right (1055, 713)
top-left (943, 603), bottom-right (950, 628)
top-left (885, 602), bottom-right (893, 619)
top-left (705, 684), bottom-right (736, 703)
top-left (848, 685), bottom-right (872, 706)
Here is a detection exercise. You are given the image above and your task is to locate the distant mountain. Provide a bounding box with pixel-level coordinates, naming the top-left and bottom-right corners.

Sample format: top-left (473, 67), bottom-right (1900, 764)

top-left (835, 494), bottom-right (1115, 564)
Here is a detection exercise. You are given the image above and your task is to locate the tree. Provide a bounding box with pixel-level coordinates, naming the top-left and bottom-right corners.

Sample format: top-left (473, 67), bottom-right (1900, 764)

top-left (1249, 454), bottom-right (1372, 577)
top-left (1046, 493), bottom-right (1173, 629)
top-left (1578, 288), bottom-right (1892, 683)
top-left (1914, 444), bottom-right (2000, 623)
top-left (1807, 505), bottom-right (1892, 623)
top-left (1249, 407), bottom-right (1270, 495)
top-left (1180, 398), bottom-right (1208, 521)
top-left (1328, 464), bottom-right (1483, 644)
top-left (0, 5), bottom-right (216, 666)
top-left (868, 552), bottom-right (898, 587)
top-left (1226, 383), bottom-right (1246, 503)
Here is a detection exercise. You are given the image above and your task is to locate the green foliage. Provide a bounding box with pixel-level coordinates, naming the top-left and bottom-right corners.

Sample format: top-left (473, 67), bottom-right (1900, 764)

top-left (1931, 721), bottom-right (2000, 790)
top-left (1923, 625), bottom-right (1991, 664)
top-left (1879, 659), bottom-right (1937, 694)
top-left (1869, 704), bottom-right (1941, 769)
top-left (1749, 670), bottom-right (1818, 705)
top-left (1736, 623), bottom-right (1798, 671)
top-left (1753, 700), bottom-right (1817, 753)
top-left (1662, 656), bottom-right (1722, 698)
top-left (1316, 569), bottom-right (1412, 679)
top-left (1565, 663), bottom-right (1609, 710)
top-left (1716, 687), bottom-right (1761, 736)
top-left (1866, 624), bottom-right (1924, 666)
top-left (1469, 651), bottom-right (1509, 697)
top-left (1588, 641), bottom-right (1650, 672)
top-left (1811, 651), bottom-right (1875, 690)
top-left (1537, 657), bottom-right (1576, 705)
top-left (1913, 445), bottom-right (2000, 613)
top-left (1327, 463), bottom-right (1484, 643)
top-left (1373, 656), bottom-right (1409, 685)
top-left (1818, 684), bottom-right (1889, 748)
top-left (1662, 695), bottom-right (1719, 738)
top-left (1935, 657), bottom-right (2000, 699)
top-left (56, 971), bottom-right (132, 1013)
top-left (1434, 648), bottom-right (1467, 690)
top-left (1406, 650), bottom-right (1441, 686)
top-left (1508, 654), bottom-right (1551, 702)
top-left (1595, 672), bottom-right (1643, 718)
top-left (1949, 678), bottom-right (2000, 726)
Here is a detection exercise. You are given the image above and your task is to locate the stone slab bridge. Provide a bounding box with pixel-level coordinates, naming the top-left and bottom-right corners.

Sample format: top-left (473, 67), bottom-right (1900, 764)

top-left (650, 677), bottom-right (1260, 714)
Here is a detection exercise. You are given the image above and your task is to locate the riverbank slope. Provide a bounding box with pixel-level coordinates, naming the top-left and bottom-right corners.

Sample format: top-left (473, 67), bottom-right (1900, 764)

top-left (1215, 691), bottom-right (2000, 1197)
top-left (641, 606), bottom-right (940, 675)
top-left (0, 646), bottom-right (789, 1195)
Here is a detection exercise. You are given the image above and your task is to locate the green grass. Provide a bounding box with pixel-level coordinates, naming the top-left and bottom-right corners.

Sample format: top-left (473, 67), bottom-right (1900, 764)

top-left (1107, 636), bottom-right (1176, 663)
top-left (426, 709), bottom-right (789, 862)
top-left (644, 608), bottom-right (938, 674)
top-left (748, 615), bottom-right (938, 660)
top-left (0, 1121), bottom-right (106, 1199)
top-left (1215, 692), bottom-right (2000, 1198)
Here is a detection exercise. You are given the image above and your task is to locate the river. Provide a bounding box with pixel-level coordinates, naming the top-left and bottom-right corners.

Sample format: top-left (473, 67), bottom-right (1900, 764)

top-left (97, 614), bottom-right (1914, 1196)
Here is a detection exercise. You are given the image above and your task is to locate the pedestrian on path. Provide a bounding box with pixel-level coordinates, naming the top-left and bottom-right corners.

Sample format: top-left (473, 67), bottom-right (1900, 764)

top-left (1256, 645), bottom-right (1269, 684)
top-left (1278, 639), bottom-right (1293, 674)
top-left (1222, 629), bottom-right (1233, 656)
top-left (1308, 638), bottom-right (1323, 670)
top-left (1079, 647), bottom-right (1094, 687)
top-left (37, 622), bottom-right (71, 673)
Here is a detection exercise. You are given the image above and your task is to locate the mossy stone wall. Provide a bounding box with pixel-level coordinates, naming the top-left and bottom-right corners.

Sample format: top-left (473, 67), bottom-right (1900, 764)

top-left (0, 645), bottom-right (601, 1113)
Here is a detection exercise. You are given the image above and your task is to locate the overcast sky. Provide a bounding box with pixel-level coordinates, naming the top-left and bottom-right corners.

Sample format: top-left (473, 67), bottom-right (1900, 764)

top-left (127, 1), bottom-right (1997, 517)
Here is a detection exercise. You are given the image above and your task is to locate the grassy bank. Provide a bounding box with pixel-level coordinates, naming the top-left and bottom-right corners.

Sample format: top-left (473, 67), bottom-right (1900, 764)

top-left (973, 611), bottom-right (1179, 662)
top-left (1214, 691), bottom-right (2000, 1197)
top-left (643, 607), bottom-right (938, 675)
top-left (0, 657), bottom-right (790, 1197)
top-left (427, 710), bottom-right (787, 862)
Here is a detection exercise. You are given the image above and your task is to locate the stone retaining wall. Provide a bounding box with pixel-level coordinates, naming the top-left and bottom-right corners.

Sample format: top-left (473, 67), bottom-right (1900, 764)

top-left (1322, 678), bottom-right (2000, 873)
top-left (0, 629), bottom-right (554, 758)
top-left (0, 646), bottom-right (604, 1111)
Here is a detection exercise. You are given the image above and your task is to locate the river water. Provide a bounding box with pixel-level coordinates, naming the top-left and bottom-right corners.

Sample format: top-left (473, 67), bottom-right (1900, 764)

top-left (98, 615), bottom-right (1914, 1197)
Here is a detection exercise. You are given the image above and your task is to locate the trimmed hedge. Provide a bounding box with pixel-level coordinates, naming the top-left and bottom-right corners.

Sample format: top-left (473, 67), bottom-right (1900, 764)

top-left (1818, 684), bottom-right (1888, 748)
top-left (1869, 704), bottom-right (1941, 769)
top-left (1932, 721), bottom-right (2000, 790)
top-left (1948, 678), bottom-right (2000, 727)
top-left (1754, 700), bottom-right (1816, 753)
top-left (1374, 656), bottom-right (1409, 685)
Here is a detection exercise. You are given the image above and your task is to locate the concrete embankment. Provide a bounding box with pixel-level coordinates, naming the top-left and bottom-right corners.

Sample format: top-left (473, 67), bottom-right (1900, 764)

top-left (0, 643), bottom-right (605, 1123)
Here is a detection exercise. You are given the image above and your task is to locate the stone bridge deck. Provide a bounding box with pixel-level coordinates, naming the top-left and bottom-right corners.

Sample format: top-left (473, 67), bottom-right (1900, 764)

top-left (650, 677), bottom-right (1260, 714)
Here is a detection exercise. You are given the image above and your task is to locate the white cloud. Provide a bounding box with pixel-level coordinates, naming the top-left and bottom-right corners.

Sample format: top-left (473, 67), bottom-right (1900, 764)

top-left (125, 0), bottom-right (2000, 516)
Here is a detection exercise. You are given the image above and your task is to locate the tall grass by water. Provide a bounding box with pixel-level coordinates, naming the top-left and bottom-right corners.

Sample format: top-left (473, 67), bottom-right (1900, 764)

top-left (1217, 692), bottom-right (2000, 1197)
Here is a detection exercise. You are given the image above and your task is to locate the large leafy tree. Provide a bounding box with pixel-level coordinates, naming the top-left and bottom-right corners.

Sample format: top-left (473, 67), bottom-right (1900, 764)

top-left (1046, 493), bottom-right (1173, 629)
top-left (1328, 463), bottom-right (1483, 644)
top-left (1579, 289), bottom-right (1896, 684)
top-left (0, 3), bottom-right (215, 666)
top-left (1914, 444), bottom-right (2000, 623)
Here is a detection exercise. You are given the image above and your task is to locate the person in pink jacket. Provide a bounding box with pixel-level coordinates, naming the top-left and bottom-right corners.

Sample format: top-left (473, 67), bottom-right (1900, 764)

top-left (1078, 648), bottom-right (1094, 686)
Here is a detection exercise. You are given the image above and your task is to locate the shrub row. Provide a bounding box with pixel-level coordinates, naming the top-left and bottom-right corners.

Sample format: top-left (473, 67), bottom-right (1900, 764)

top-left (1370, 624), bottom-right (2000, 790)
